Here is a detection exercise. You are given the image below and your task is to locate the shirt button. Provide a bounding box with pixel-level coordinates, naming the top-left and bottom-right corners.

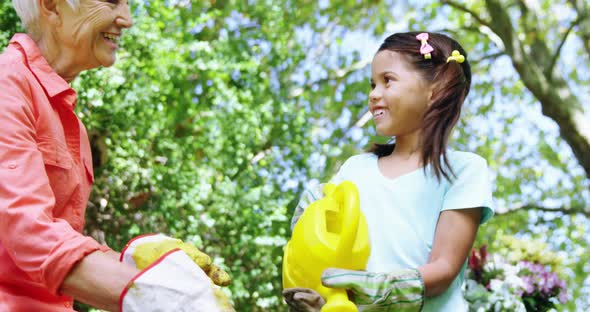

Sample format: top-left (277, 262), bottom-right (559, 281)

top-left (8, 162), bottom-right (17, 169)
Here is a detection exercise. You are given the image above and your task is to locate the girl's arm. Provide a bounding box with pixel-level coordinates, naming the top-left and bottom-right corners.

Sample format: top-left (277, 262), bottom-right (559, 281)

top-left (318, 207), bottom-right (484, 309)
top-left (419, 207), bottom-right (482, 296)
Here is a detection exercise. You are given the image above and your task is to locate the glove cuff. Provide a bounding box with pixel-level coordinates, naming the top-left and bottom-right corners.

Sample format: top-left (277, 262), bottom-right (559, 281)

top-left (118, 247), bottom-right (180, 310)
top-left (412, 268), bottom-right (425, 312)
top-left (119, 248), bottom-right (220, 312)
top-left (387, 268), bottom-right (424, 311)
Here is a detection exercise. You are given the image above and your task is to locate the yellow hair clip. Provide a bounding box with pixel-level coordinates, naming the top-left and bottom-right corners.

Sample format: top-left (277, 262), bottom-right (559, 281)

top-left (446, 50), bottom-right (465, 63)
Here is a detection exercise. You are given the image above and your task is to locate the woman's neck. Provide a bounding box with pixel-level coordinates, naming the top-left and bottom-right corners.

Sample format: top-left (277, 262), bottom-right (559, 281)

top-left (34, 33), bottom-right (80, 83)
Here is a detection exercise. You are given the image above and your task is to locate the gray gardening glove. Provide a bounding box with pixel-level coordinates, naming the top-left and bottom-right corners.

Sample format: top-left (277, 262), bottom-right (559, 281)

top-left (283, 288), bottom-right (326, 312)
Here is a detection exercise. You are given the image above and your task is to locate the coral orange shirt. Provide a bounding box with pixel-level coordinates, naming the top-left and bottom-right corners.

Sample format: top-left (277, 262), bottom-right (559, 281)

top-left (0, 34), bottom-right (110, 311)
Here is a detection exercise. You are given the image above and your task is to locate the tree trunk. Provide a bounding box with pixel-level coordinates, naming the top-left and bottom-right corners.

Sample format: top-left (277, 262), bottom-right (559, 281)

top-left (484, 0), bottom-right (590, 180)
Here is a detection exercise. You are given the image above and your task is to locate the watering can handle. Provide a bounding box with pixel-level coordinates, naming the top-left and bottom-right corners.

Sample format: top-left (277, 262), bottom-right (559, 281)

top-left (332, 181), bottom-right (360, 257)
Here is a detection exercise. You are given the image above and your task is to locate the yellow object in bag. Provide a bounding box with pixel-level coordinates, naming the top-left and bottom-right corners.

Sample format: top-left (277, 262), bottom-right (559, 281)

top-left (283, 181), bottom-right (370, 312)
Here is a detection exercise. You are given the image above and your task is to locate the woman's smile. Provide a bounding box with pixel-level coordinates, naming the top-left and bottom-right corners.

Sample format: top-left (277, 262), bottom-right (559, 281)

top-left (102, 32), bottom-right (120, 49)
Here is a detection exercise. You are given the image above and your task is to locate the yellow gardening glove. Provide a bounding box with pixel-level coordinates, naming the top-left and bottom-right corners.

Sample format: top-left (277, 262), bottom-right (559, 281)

top-left (122, 234), bottom-right (231, 286)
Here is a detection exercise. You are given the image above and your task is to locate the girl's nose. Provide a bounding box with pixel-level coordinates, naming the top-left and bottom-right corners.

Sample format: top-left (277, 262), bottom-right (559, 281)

top-left (369, 88), bottom-right (381, 104)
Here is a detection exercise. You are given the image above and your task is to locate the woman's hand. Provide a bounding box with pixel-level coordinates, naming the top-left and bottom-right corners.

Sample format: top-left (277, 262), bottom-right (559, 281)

top-left (120, 249), bottom-right (223, 312)
top-left (121, 233), bottom-right (231, 286)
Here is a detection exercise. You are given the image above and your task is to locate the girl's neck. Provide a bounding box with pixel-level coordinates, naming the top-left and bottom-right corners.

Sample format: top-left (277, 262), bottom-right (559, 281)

top-left (378, 132), bottom-right (423, 179)
top-left (390, 131), bottom-right (422, 159)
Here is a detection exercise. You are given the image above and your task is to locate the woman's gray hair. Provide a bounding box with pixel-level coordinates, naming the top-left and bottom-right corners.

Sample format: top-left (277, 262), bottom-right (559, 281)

top-left (12, 0), bottom-right (80, 33)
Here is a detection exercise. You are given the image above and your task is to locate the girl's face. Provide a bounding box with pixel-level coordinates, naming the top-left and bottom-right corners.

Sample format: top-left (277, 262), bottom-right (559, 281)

top-left (369, 50), bottom-right (433, 137)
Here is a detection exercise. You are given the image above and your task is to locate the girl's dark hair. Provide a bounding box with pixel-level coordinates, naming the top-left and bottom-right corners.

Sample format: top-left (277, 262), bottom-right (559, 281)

top-left (368, 31), bottom-right (472, 182)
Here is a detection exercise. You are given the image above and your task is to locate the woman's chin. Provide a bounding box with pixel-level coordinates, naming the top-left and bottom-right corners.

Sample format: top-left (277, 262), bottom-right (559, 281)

top-left (99, 56), bottom-right (117, 68)
top-left (94, 50), bottom-right (117, 68)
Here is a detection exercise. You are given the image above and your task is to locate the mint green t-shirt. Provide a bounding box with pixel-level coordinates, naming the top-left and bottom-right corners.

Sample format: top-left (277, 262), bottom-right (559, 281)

top-left (326, 151), bottom-right (494, 311)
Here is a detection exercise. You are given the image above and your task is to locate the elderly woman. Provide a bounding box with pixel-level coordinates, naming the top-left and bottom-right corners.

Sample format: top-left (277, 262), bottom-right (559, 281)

top-left (0, 1), bottom-right (229, 311)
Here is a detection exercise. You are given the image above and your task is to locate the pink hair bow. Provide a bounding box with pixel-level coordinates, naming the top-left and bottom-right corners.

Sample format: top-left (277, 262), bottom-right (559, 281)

top-left (416, 33), bottom-right (433, 59)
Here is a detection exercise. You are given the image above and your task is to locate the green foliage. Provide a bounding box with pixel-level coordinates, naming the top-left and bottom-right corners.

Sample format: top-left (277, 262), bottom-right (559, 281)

top-left (75, 1), bottom-right (318, 310)
top-left (0, 1), bottom-right (21, 46)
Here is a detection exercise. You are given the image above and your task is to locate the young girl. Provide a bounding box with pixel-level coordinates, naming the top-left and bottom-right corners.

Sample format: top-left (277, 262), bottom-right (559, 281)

top-left (283, 32), bottom-right (494, 311)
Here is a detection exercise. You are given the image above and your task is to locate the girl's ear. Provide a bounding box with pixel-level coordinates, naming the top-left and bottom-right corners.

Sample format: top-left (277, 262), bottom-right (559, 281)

top-left (427, 83), bottom-right (436, 107)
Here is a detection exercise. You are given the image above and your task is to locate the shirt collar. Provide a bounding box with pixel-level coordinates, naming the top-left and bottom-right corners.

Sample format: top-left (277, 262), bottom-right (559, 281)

top-left (10, 33), bottom-right (75, 100)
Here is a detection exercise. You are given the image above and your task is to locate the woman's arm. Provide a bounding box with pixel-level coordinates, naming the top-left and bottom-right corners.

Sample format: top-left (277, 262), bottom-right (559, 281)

top-left (418, 207), bottom-right (482, 296)
top-left (0, 68), bottom-right (137, 310)
top-left (60, 250), bottom-right (139, 311)
top-left (105, 249), bottom-right (122, 260)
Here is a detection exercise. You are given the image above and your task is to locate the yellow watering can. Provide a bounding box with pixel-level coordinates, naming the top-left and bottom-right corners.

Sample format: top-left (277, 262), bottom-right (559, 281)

top-left (283, 181), bottom-right (370, 312)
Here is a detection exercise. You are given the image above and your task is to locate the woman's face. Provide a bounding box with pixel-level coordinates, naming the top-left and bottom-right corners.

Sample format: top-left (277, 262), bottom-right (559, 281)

top-left (55, 0), bottom-right (133, 70)
top-left (369, 50), bottom-right (432, 137)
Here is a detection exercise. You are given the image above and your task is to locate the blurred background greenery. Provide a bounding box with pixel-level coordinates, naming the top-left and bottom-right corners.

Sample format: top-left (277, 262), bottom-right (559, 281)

top-left (1, 0), bottom-right (588, 310)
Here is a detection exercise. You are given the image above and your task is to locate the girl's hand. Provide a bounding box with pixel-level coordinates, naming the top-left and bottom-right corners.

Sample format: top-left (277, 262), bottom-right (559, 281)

top-left (321, 268), bottom-right (424, 311)
top-left (283, 288), bottom-right (325, 312)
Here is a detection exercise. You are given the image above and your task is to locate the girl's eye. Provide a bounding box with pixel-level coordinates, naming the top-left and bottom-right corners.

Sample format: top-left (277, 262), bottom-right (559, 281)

top-left (384, 76), bottom-right (394, 84)
top-left (370, 83), bottom-right (376, 89)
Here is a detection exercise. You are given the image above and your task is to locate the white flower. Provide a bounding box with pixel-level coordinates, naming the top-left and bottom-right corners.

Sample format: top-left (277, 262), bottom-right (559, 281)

top-left (505, 274), bottom-right (525, 290)
top-left (489, 279), bottom-right (504, 292)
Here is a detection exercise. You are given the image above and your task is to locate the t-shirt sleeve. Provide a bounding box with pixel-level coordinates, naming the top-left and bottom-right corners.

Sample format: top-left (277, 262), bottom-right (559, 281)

top-left (441, 155), bottom-right (494, 224)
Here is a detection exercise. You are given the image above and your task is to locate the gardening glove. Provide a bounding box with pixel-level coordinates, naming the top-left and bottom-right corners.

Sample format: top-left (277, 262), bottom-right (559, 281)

top-left (321, 268), bottom-right (425, 312)
top-left (119, 248), bottom-right (221, 311)
top-left (120, 234), bottom-right (235, 312)
top-left (283, 288), bottom-right (325, 312)
top-left (120, 233), bottom-right (231, 286)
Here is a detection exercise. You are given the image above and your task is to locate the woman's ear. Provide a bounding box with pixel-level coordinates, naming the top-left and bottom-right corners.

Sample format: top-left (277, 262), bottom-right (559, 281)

top-left (38, 0), bottom-right (62, 26)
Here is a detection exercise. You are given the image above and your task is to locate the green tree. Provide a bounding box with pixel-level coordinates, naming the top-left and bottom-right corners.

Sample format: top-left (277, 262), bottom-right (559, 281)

top-left (306, 1), bottom-right (590, 310)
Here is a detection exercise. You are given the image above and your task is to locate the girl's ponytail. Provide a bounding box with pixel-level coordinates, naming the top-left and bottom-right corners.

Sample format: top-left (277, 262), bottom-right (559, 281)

top-left (422, 57), bottom-right (469, 181)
